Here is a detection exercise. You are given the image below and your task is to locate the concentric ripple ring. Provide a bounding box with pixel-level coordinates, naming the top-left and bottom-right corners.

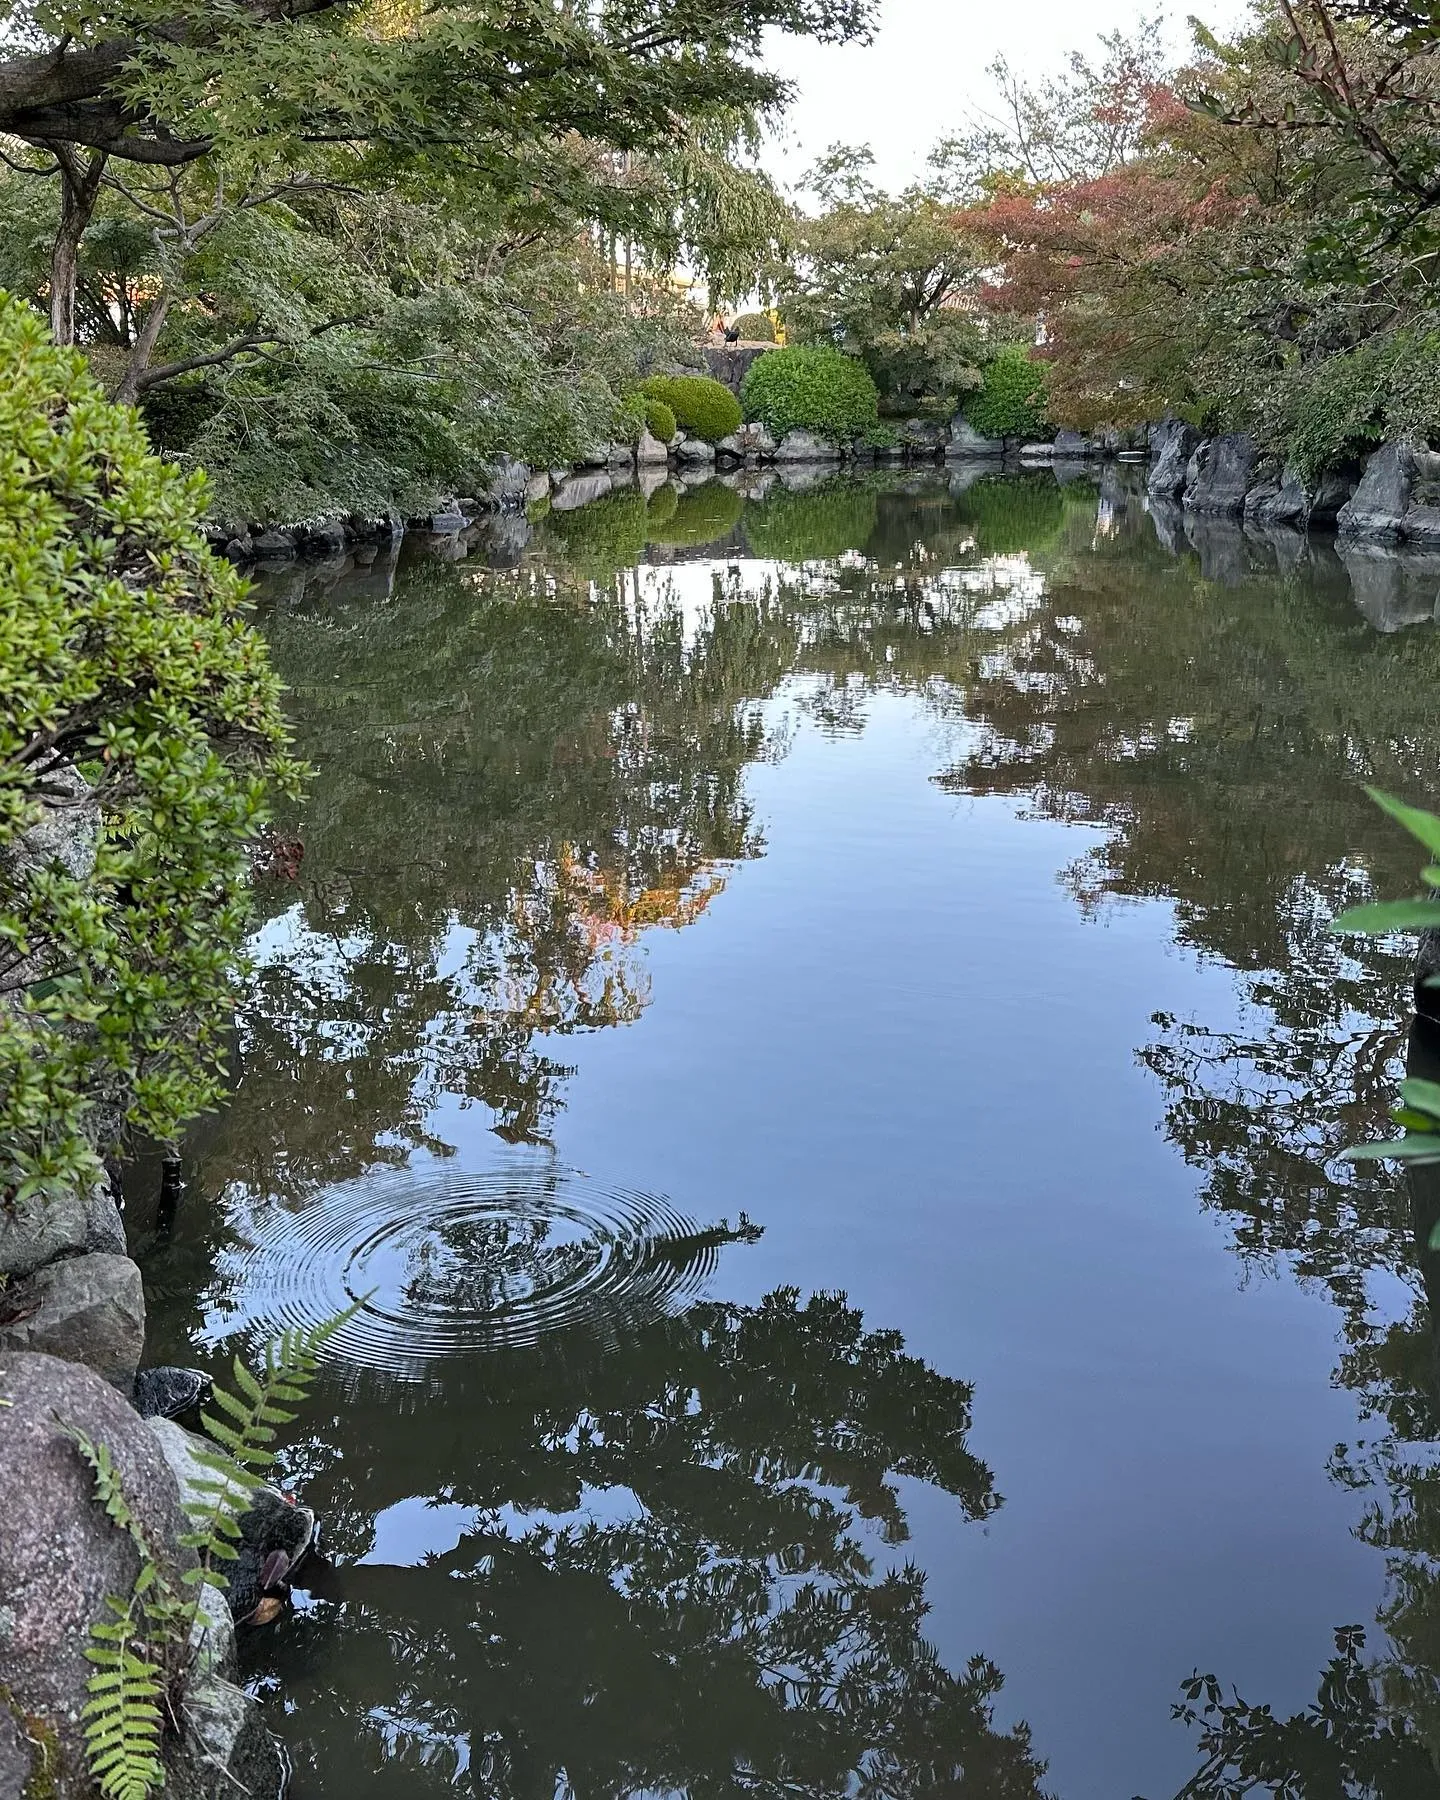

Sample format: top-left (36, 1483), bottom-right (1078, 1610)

top-left (202, 1159), bottom-right (726, 1379)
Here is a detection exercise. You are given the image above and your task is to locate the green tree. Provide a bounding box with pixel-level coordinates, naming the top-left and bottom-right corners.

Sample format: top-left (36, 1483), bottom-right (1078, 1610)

top-left (776, 144), bottom-right (986, 403)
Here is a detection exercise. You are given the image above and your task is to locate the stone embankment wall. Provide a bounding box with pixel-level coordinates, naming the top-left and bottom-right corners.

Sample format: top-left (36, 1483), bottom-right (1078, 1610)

top-left (0, 797), bottom-right (303, 1800)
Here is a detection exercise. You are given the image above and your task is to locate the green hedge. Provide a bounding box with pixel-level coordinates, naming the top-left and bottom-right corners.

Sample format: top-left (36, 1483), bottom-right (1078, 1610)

top-left (740, 346), bottom-right (879, 442)
top-left (640, 374), bottom-right (742, 444)
top-left (0, 294), bottom-right (299, 1205)
top-left (964, 347), bottom-right (1048, 442)
top-left (645, 398), bottom-right (677, 444)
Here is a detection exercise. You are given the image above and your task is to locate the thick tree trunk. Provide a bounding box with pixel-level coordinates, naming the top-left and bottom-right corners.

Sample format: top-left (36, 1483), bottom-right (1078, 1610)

top-left (49, 148), bottom-right (107, 346)
top-left (112, 293), bottom-right (171, 406)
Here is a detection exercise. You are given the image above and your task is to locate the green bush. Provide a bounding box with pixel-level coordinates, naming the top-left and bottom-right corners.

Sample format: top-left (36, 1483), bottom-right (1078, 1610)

top-left (963, 347), bottom-right (1049, 442)
top-left (645, 480), bottom-right (743, 548)
top-left (645, 398), bottom-right (677, 444)
top-left (730, 312), bottom-right (776, 343)
top-left (0, 295), bottom-right (300, 1206)
top-left (644, 483), bottom-right (680, 528)
top-left (640, 374), bottom-right (742, 444)
top-left (740, 346), bottom-right (880, 442)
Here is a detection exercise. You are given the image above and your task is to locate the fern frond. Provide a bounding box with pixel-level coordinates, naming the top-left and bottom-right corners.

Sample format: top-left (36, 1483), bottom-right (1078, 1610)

top-left (81, 1598), bottom-right (166, 1800)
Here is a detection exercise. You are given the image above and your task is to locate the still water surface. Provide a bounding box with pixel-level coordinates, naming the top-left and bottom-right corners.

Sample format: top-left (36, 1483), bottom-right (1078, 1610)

top-left (138, 468), bottom-right (1440, 1797)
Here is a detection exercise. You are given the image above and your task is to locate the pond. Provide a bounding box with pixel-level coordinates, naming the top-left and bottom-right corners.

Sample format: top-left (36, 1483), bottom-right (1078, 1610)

top-left (135, 465), bottom-right (1440, 1797)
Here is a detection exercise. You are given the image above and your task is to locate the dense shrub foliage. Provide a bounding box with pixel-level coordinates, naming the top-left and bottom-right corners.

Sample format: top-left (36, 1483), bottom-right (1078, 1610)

top-left (0, 297), bottom-right (299, 1204)
top-left (730, 311), bottom-right (777, 342)
top-left (740, 345), bottom-right (880, 440)
top-left (645, 399), bottom-right (678, 443)
top-left (640, 374), bottom-right (743, 443)
top-left (963, 348), bottom-right (1049, 442)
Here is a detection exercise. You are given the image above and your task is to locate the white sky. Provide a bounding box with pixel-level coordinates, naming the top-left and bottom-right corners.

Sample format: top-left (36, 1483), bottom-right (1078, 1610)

top-left (759, 0), bottom-right (1255, 197)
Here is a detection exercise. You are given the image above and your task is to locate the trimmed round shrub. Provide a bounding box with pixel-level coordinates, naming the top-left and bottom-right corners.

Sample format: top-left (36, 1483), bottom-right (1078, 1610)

top-left (730, 312), bottom-right (776, 343)
top-left (645, 480), bottom-right (743, 548)
top-left (964, 347), bottom-right (1048, 442)
top-left (740, 347), bottom-right (880, 442)
top-left (644, 398), bottom-right (677, 444)
top-left (645, 483), bottom-right (680, 528)
top-left (0, 294), bottom-right (299, 1204)
top-left (640, 374), bottom-right (742, 444)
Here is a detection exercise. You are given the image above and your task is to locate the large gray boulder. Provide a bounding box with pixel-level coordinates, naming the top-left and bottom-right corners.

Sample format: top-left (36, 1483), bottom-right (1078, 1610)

top-left (675, 436), bottom-right (716, 466)
top-left (0, 1252), bottom-right (145, 1389)
top-left (1245, 461), bottom-right (1359, 528)
top-left (773, 429), bottom-right (839, 462)
top-left (1053, 428), bottom-right (1100, 459)
top-left (0, 1352), bottom-right (194, 1796)
top-left (1338, 440), bottom-right (1416, 541)
top-left (0, 1179), bottom-right (124, 1280)
top-left (636, 428), bottom-right (670, 467)
top-left (480, 457), bottom-right (532, 509)
top-left (946, 416), bottom-right (1004, 459)
top-left (1183, 433), bottom-right (1258, 516)
top-left (1147, 415), bottom-right (1200, 498)
top-left (896, 418), bottom-right (948, 457)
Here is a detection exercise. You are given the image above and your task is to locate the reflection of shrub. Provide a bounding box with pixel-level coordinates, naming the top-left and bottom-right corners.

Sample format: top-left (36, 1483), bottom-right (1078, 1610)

top-left (645, 399), bottom-right (677, 444)
top-left (640, 374), bottom-right (742, 443)
top-left (956, 474), bottom-right (1064, 555)
top-left (731, 311), bottom-right (776, 343)
top-left (744, 481), bottom-right (879, 562)
top-left (964, 347), bottom-right (1048, 442)
top-left (645, 484), bottom-right (679, 528)
top-left (741, 347), bottom-right (879, 442)
top-left (542, 488), bottom-right (648, 570)
top-left (645, 480), bottom-right (743, 548)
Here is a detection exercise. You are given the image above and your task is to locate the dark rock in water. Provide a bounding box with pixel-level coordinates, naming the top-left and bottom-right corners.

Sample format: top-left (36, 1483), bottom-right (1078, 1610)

top-left (147, 1420), bottom-right (317, 1625)
top-left (249, 527), bottom-right (297, 560)
top-left (134, 1365), bottom-right (211, 1420)
top-left (1147, 415), bottom-right (1200, 498)
top-left (0, 1252), bottom-right (144, 1389)
top-left (1310, 464), bottom-right (1360, 526)
top-left (1183, 433), bottom-right (1258, 516)
top-left (1338, 440), bottom-right (1416, 541)
top-left (296, 517), bottom-right (346, 555)
top-left (1416, 930), bottom-right (1440, 1022)
top-left (0, 1352), bottom-right (193, 1797)
top-left (1339, 541), bottom-right (1440, 631)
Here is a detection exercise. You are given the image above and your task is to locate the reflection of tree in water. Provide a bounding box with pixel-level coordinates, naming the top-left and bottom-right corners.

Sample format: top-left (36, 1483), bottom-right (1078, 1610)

top-left (258, 1287), bottom-right (1045, 1800)
top-left (932, 489), bottom-right (1440, 1783)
